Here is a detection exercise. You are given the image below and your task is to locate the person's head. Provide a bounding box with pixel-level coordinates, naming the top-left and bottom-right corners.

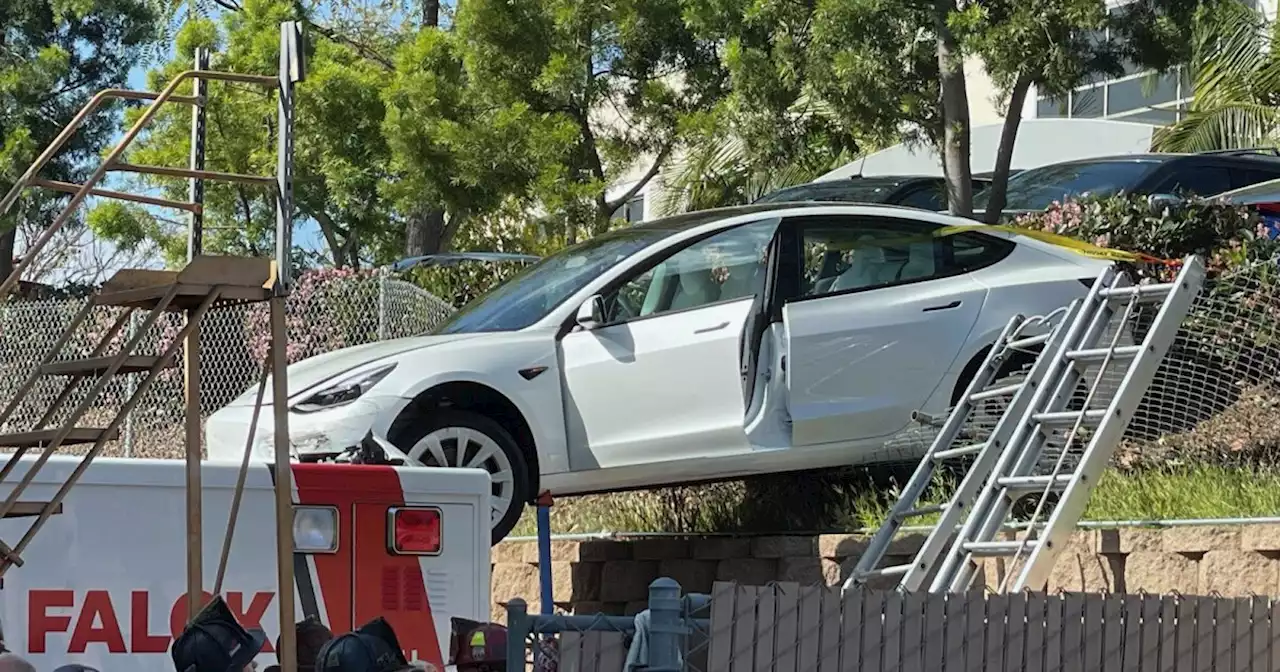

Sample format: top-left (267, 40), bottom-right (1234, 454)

top-left (315, 618), bottom-right (414, 672)
top-left (171, 596), bottom-right (268, 672)
top-left (53, 665), bottom-right (102, 672)
top-left (0, 653), bottom-right (36, 672)
top-left (270, 616), bottom-right (333, 672)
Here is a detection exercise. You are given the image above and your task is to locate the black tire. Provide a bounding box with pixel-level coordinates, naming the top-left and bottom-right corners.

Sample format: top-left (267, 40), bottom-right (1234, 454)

top-left (392, 409), bottom-right (531, 545)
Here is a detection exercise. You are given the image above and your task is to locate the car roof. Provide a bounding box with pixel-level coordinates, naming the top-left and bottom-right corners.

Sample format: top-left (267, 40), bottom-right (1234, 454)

top-left (1044, 151), bottom-right (1280, 167)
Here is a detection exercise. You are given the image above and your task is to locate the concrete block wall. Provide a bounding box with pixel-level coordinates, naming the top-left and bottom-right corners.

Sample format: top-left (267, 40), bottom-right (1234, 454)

top-left (488, 525), bottom-right (1280, 621)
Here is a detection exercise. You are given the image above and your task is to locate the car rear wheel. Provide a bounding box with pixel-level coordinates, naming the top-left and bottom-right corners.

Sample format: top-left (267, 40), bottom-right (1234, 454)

top-left (397, 409), bottom-right (530, 544)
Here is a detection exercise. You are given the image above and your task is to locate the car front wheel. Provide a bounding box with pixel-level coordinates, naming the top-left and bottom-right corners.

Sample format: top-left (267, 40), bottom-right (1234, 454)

top-left (396, 409), bottom-right (530, 544)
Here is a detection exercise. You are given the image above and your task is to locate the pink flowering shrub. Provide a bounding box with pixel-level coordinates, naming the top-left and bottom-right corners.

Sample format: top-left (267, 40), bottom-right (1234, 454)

top-left (1012, 194), bottom-right (1279, 276)
top-left (245, 267), bottom-right (384, 367)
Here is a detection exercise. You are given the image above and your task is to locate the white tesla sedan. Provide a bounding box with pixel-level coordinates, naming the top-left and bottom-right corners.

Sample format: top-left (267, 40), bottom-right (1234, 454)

top-left (206, 203), bottom-right (1109, 542)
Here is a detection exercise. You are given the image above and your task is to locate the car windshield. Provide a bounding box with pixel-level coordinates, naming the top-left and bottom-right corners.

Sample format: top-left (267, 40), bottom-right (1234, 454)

top-left (434, 227), bottom-right (676, 334)
top-left (755, 179), bottom-right (907, 204)
top-left (975, 160), bottom-right (1162, 211)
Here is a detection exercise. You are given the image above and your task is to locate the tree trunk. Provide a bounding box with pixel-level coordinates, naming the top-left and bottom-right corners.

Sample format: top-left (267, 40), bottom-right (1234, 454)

top-left (423, 0), bottom-right (439, 27)
top-left (933, 0), bottom-right (973, 218)
top-left (405, 208), bottom-right (451, 256)
top-left (983, 74), bottom-right (1034, 224)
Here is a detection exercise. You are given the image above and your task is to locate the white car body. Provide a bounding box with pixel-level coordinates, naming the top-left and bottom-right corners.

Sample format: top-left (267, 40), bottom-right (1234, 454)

top-left (207, 203), bottom-right (1110, 540)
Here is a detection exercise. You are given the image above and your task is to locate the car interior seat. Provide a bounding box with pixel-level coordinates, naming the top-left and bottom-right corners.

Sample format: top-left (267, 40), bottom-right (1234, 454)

top-left (829, 238), bottom-right (902, 292)
top-left (668, 265), bottom-right (721, 311)
top-left (899, 240), bottom-right (936, 281)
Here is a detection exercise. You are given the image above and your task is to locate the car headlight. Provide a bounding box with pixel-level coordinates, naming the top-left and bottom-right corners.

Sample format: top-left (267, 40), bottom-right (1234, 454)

top-left (293, 363), bottom-right (397, 413)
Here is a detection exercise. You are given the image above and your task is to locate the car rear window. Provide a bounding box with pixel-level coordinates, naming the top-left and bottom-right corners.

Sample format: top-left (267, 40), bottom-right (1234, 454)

top-left (756, 179), bottom-right (909, 204)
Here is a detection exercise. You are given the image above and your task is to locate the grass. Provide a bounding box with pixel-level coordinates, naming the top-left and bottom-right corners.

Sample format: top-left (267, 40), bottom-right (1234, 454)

top-left (508, 465), bottom-right (1280, 538)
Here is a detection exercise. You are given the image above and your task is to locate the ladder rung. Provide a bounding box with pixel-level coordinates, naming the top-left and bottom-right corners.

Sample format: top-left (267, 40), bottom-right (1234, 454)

top-left (1065, 345), bottom-right (1143, 363)
top-left (40, 355), bottom-right (166, 377)
top-left (108, 162), bottom-right (277, 186)
top-left (1007, 333), bottom-right (1051, 350)
top-left (30, 178), bottom-right (201, 213)
top-left (969, 382), bottom-right (1025, 403)
top-left (962, 540), bottom-right (1035, 557)
top-left (0, 427), bottom-right (119, 448)
top-left (856, 564), bottom-right (912, 580)
top-left (2, 501), bottom-right (63, 518)
top-left (1099, 283), bottom-right (1174, 301)
top-left (997, 474), bottom-right (1072, 494)
top-left (933, 442), bottom-right (986, 460)
top-left (897, 504), bottom-right (945, 519)
top-left (1032, 409), bottom-right (1107, 427)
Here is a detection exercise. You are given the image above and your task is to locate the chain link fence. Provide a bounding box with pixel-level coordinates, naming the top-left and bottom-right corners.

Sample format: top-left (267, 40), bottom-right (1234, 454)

top-left (0, 272), bottom-right (455, 459)
top-left (880, 257), bottom-right (1280, 471)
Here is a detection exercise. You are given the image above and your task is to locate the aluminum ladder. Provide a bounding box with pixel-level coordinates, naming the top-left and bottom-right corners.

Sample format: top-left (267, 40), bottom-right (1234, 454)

top-left (845, 255), bottom-right (1206, 594)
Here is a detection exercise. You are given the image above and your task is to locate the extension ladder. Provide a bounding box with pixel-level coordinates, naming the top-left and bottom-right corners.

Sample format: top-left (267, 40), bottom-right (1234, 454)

top-left (845, 255), bottom-right (1206, 593)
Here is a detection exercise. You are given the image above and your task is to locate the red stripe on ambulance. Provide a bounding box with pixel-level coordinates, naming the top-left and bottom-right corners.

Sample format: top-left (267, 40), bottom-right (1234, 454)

top-left (291, 464), bottom-right (444, 670)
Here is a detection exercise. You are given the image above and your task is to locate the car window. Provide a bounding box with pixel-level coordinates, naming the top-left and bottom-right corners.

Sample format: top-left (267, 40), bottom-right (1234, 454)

top-left (1228, 167), bottom-right (1280, 192)
top-left (975, 160), bottom-right (1162, 211)
top-left (1156, 165), bottom-right (1233, 196)
top-left (795, 216), bottom-right (1014, 298)
top-left (896, 184), bottom-right (946, 210)
top-left (601, 219), bottom-right (778, 323)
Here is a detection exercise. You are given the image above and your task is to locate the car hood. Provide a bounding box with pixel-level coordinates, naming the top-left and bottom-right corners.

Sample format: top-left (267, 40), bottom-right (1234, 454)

top-left (226, 332), bottom-right (494, 406)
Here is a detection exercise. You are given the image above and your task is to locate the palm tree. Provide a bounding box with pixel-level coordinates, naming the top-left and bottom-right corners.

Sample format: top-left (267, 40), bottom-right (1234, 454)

top-left (656, 95), bottom-right (859, 216)
top-left (1152, 0), bottom-right (1280, 152)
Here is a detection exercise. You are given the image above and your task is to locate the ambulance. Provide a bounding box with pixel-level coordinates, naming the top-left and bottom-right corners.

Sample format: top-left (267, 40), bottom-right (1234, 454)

top-left (0, 449), bottom-right (493, 672)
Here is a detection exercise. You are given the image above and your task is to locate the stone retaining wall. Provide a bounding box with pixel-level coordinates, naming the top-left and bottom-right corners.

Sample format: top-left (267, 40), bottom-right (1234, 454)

top-left (487, 525), bottom-right (1280, 621)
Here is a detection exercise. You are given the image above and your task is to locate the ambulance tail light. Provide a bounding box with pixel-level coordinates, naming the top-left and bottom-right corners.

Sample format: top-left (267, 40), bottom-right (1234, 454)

top-left (293, 506), bottom-right (339, 553)
top-left (389, 506), bottom-right (442, 555)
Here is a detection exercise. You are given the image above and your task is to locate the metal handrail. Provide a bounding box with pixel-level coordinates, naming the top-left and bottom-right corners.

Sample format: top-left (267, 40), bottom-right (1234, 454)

top-left (0, 69), bottom-right (277, 299)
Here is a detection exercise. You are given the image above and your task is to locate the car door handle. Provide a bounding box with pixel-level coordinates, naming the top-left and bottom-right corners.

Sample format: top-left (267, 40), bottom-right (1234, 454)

top-left (695, 321), bottom-right (731, 333)
top-left (922, 300), bottom-right (962, 312)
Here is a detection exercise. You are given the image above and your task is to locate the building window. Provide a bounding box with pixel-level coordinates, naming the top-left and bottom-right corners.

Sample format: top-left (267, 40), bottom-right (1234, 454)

top-left (614, 195), bottom-right (646, 224)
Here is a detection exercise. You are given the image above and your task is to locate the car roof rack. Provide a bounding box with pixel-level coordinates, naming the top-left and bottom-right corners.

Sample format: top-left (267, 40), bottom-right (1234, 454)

top-left (1197, 147), bottom-right (1280, 158)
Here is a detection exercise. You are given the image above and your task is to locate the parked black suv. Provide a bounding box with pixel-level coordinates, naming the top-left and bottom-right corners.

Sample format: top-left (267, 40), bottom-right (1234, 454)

top-left (754, 175), bottom-right (992, 211)
top-left (974, 149), bottom-right (1280, 219)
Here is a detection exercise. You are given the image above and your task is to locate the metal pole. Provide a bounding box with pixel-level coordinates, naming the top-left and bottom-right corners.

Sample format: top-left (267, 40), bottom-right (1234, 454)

top-left (183, 48), bottom-right (208, 610)
top-left (273, 21), bottom-right (304, 672)
top-left (270, 296), bottom-right (296, 672)
top-left (275, 23), bottom-right (302, 289)
top-left (187, 47), bottom-right (208, 261)
top-left (535, 491), bottom-right (553, 614)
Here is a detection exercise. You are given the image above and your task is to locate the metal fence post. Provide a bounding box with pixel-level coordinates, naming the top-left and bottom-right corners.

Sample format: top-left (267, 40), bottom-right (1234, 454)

top-left (506, 598), bottom-right (531, 671)
top-left (122, 309), bottom-right (138, 457)
top-left (377, 274), bottom-right (388, 341)
top-left (647, 577), bottom-right (683, 672)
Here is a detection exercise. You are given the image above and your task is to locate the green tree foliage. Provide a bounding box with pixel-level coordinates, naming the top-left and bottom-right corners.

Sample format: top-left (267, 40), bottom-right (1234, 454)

top-left (456, 0), bottom-right (727, 237)
top-left (0, 0), bottom-right (159, 285)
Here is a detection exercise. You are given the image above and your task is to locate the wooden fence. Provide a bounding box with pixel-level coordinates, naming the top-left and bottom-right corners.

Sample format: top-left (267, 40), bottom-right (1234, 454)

top-left (706, 582), bottom-right (1280, 671)
top-left (511, 580), bottom-right (1280, 671)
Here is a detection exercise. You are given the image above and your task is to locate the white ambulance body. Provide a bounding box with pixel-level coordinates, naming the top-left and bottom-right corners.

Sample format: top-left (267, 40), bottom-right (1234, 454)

top-left (0, 455), bottom-right (491, 672)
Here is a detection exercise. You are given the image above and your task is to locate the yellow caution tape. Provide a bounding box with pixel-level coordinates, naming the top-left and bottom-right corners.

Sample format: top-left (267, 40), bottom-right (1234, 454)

top-left (936, 224), bottom-right (1148, 262)
top-left (822, 222), bottom-right (1159, 264)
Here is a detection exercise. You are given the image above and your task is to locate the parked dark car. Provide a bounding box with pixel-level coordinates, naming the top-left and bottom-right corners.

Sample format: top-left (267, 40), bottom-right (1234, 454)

top-left (754, 175), bottom-right (993, 211)
top-left (974, 149), bottom-right (1280, 220)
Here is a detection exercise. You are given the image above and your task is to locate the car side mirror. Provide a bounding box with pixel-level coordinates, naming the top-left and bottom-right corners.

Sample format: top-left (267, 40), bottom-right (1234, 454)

top-left (575, 295), bottom-right (605, 330)
top-left (1146, 193), bottom-right (1182, 212)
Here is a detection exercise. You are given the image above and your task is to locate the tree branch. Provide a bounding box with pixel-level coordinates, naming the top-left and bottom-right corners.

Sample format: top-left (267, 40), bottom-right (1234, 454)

top-left (603, 141), bottom-right (675, 214)
top-left (306, 21), bottom-right (395, 70)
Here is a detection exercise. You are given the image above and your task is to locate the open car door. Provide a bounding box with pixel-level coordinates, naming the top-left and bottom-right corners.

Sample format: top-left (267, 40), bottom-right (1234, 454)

top-left (558, 218), bottom-right (783, 471)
